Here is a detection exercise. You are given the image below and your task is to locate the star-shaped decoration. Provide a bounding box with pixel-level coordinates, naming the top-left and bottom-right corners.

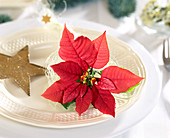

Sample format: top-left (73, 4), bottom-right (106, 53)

top-left (0, 46), bottom-right (45, 96)
top-left (42, 14), bottom-right (51, 24)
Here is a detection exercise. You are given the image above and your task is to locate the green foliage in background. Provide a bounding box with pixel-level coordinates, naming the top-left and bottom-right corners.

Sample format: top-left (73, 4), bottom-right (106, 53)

top-left (108, 0), bottom-right (136, 18)
top-left (0, 14), bottom-right (12, 24)
top-left (48, 0), bottom-right (93, 10)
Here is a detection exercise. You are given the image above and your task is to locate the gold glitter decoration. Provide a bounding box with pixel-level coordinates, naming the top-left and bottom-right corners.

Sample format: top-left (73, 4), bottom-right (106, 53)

top-left (0, 46), bottom-right (45, 96)
top-left (42, 14), bottom-right (51, 24)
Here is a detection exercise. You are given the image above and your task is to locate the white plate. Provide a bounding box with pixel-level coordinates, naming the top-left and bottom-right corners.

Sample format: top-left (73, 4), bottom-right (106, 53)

top-left (0, 18), bottom-right (161, 138)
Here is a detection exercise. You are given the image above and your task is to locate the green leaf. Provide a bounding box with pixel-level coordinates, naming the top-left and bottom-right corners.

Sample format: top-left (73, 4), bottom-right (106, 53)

top-left (0, 14), bottom-right (12, 24)
top-left (92, 70), bottom-right (96, 77)
top-left (76, 78), bottom-right (81, 83)
top-left (87, 80), bottom-right (91, 86)
top-left (122, 83), bottom-right (140, 93)
top-left (61, 100), bottom-right (75, 109)
top-left (100, 70), bottom-right (103, 74)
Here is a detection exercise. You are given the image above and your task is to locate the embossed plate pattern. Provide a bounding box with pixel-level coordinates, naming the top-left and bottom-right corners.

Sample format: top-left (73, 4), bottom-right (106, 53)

top-left (0, 19), bottom-right (161, 135)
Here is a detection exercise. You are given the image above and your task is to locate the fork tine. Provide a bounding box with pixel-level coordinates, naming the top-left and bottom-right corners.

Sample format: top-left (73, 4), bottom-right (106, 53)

top-left (163, 39), bottom-right (166, 59)
top-left (168, 38), bottom-right (169, 58)
top-left (163, 38), bottom-right (170, 71)
top-left (163, 39), bottom-right (170, 59)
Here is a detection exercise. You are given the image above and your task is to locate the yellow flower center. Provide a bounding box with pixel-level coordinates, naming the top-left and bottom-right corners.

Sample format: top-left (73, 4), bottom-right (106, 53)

top-left (91, 77), bottom-right (96, 85)
top-left (80, 72), bottom-right (96, 86)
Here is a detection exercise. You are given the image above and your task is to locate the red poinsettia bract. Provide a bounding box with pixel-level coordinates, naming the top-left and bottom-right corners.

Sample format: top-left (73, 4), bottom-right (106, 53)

top-left (42, 25), bottom-right (144, 117)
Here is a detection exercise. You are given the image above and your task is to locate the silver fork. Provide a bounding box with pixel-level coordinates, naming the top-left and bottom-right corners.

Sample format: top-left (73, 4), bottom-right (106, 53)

top-left (163, 38), bottom-right (170, 71)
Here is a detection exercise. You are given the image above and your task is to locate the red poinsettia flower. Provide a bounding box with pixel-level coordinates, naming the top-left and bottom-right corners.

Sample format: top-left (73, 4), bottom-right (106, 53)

top-left (42, 25), bottom-right (144, 117)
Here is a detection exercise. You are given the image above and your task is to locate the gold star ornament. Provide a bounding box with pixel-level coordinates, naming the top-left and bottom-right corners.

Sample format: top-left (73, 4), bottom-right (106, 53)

top-left (0, 46), bottom-right (45, 96)
top-left (42, 14), bottom-right (51, 24)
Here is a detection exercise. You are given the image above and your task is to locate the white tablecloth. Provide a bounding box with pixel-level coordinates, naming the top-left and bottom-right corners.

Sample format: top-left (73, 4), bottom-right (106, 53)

top-left (0, 0), bottom-right (170, 138)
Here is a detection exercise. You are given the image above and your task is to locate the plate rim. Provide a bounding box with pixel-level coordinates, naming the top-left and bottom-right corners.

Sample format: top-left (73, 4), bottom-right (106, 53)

top-left (0, 18), bottom-right (162, 137)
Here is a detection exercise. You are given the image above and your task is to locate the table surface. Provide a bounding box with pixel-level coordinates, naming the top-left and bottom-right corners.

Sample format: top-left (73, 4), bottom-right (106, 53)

top-left (0, 0), bottom-right (170, 138)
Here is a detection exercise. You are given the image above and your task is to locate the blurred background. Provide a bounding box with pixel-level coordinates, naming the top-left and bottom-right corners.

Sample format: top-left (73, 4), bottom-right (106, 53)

top-left (0, 0), bottom-right (169, 51)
